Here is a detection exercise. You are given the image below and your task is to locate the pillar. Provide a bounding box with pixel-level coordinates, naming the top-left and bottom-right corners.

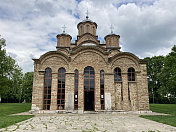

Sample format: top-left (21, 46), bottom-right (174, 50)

top-left (122, 73), bottom-right (131, 111)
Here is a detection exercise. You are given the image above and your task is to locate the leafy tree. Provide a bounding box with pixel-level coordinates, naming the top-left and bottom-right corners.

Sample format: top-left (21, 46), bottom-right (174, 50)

top-left (0, 36), bottom-right (23, 102)
top-left (145, 56), bottom-right (165, 103)
top-left (159, 45), bottom-right (176, 103)
top-left (145, 45), bottom-right (176, 104)
top-left (21, 72), bottom-right (33, 102)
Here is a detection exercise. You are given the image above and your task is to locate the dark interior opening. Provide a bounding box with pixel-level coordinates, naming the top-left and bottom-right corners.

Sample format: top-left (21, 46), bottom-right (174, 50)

top-left (84, 91), bottom-right (94, 111)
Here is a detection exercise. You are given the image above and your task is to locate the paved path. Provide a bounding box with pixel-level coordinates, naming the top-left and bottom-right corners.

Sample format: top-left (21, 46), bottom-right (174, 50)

top-left (0, 114), bottom-right (176, 132)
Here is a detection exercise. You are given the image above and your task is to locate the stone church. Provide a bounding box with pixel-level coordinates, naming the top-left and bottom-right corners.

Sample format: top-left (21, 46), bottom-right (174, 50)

top-left (31, 15), bottom-right (149, 113)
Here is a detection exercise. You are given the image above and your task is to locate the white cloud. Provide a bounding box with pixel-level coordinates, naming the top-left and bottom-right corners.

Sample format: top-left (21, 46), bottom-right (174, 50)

top-left (0, 0), bottom-right (176, 73)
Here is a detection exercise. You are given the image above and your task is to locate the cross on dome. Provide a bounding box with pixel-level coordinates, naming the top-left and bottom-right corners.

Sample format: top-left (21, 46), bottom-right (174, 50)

top-left (110, 24), bottom-right (114, 34)
top-left (62, 25), bottom-right (66, 33)
top-left (86, 9), bottom-right (89, 19)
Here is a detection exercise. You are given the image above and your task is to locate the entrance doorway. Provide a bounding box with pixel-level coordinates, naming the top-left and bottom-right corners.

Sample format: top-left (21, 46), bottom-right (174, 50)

top-left (84, 66), bottom-right (95, 111)
top-left (84, 91), bottom-right (94, 110)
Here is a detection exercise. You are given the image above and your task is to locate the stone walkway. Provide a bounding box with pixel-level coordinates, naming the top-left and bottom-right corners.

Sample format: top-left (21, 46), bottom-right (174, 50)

top-left (0, 113), bottom-right (176, 132)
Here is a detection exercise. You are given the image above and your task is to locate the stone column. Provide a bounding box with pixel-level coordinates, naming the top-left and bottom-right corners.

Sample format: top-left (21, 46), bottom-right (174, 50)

top-left (114, 82), bottom-right (122, 110)
top-left (137, 64), bottom-right (149, 111)
top-left (129, 82), bottom-right (138, 111)
top-left (95, 73), bottom-right (101, 111)
top-left (104, 73), bottom-right (114, 110)
top-left (78, 73), bottom-right (84, 113)
top-left (65, 73), bottom-right (74, 112)
top-left (121, 73), bottom-right (131, 111)
top-left (50, 73), bottom-right (58, 110)
top-left (32, 64), bottom-right (45, 111)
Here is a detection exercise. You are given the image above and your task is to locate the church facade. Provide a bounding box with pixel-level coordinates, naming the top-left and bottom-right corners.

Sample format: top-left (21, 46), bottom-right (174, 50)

top-left (31, 16), bottom-right (149, 113)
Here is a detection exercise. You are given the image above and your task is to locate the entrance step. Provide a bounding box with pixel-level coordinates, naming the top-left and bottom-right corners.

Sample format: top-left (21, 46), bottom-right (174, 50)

top-left (84, 111), bottom-right (98, 114)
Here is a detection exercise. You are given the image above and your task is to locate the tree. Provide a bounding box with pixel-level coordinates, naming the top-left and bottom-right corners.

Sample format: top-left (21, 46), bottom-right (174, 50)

top-left (0, 36), bottom-right (23, 102)
top-left (145, 45), bottom-right (176, 104)
top-left (145, 56), bottom-right (165, 103)
top-left (21, 72), bottom-right (33, 102)
top-left (159, 45), bottom-right (176, 103)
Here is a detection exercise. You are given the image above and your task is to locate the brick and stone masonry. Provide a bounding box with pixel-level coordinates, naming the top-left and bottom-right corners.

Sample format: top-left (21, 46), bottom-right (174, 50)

top-left (31, 16), bottom-right (150, 113)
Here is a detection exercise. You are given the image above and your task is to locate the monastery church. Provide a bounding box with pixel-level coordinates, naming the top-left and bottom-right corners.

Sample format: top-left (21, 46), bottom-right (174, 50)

top-left (31, 14), bottom-right (149, 113)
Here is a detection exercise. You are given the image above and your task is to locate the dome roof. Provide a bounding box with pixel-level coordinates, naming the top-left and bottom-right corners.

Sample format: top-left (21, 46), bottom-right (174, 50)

top-left (82, 43), bottom-right (96, 46)
top-left (82, 17), bottom-right (93, 23)
top-left (77, 17), bottom-right (97, 29)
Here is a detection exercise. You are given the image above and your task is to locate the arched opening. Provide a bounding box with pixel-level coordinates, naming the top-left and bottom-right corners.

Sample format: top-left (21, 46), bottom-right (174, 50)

top-left (57, 68), bottom-right (66, 110)
top-left (128, 67), bottom-right (135, 81)
top-left (84, 66), bottom-right (95, 111)
top-left (114, 67), bottom-right (123, 101)
top-left (128, 67), bottom-right (135, 101)
top-left (43, 68), bottom-right (52, 110)
top-left (74, 69), bottom-right (79, 110)
top-left (80, 25), bottom-right (83, 34)
top-left (93, 26), bottom-right (95, 35)
top-left (114, 67), bottom-right (122, 82)
top-left (86, 25), bottom-right (89, 33)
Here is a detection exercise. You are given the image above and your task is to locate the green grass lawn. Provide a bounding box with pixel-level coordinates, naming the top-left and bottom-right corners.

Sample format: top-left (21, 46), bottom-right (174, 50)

top-left (140, 104), bottom-right (176, 127)
top-left (0, 103), bottom-right (34, 128)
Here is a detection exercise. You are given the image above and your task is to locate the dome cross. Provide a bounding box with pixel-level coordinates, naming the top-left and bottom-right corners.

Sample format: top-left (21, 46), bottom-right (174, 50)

top-left (62, 25), bottom-right (66, 33)
top-left (110, 24), bottom-right (114, 34)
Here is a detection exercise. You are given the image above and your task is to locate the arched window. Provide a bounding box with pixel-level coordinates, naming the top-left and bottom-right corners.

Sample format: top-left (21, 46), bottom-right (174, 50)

top-left (43, 68), bottom-right (52, 110)
top-left (84, 66), bottom-right (94, 90)
top-left (128, 67), bottom-right (135, 81)
top-left (86, 25), bottom-right (89, 33)
top-left (80, 25), bottom-right (83, 34)
top-left (74, 69), bottom-right (79, 110)
top-left (62, 37), bottom-right (64, 46)
top-left (57, 68), bottom-right (66, 110)
top-left (100, 70), bottom-right (105, 110)
top-left (84, 66), bottom-right (95, 110)
top-left (109, 39), bottom-right (111, 46)
top-left (93, 26), bottom-right (95, 35)
top-left (114, 67), bottom-right (122, 82)
top-left (58, 38), bottom-right (60, 46)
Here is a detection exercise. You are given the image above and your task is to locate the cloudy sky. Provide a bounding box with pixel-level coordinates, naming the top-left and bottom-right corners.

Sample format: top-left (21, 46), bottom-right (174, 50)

top-left (0, 0), bottom-right (176, 73)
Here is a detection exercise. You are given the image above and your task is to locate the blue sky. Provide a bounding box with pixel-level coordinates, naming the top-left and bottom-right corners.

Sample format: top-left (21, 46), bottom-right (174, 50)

top-left (0, 0), bottom-right (176, 73)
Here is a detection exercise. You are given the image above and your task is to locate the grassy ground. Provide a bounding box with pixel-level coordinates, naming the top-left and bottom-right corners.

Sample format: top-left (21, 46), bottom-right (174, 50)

top-left (140, 104), bottom-right (176, 127)
top-left (0, 103), bottom-right (34, 128)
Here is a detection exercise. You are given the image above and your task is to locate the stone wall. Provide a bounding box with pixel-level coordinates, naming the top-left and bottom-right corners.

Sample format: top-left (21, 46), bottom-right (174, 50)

top-left (31, 47), bottom-right (149, 112)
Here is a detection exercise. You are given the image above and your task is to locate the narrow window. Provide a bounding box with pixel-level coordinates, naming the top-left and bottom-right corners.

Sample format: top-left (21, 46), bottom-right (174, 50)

top-left (93, 26), bottom-right (95, 35)
top-left (74, 69), bottom-right (79, 110)
top-left (43, 68), bottom-right (52, 110)
top-left (128, 67), bottom-right (135, 81)
top-left (62, 37), bottom-right (64, 46)
top-left (80, 25), bottom-right (83, 34)
top-left (58, 38), bottom-right (60, 46)
top-left (57, 68), bottom-right (66, 110)
top-left (86, 25), bottom-right (89, 33)
top-left (100, 70), bottom-right (105, 110)
top-left (114, 68), bottom-right (122, 82)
